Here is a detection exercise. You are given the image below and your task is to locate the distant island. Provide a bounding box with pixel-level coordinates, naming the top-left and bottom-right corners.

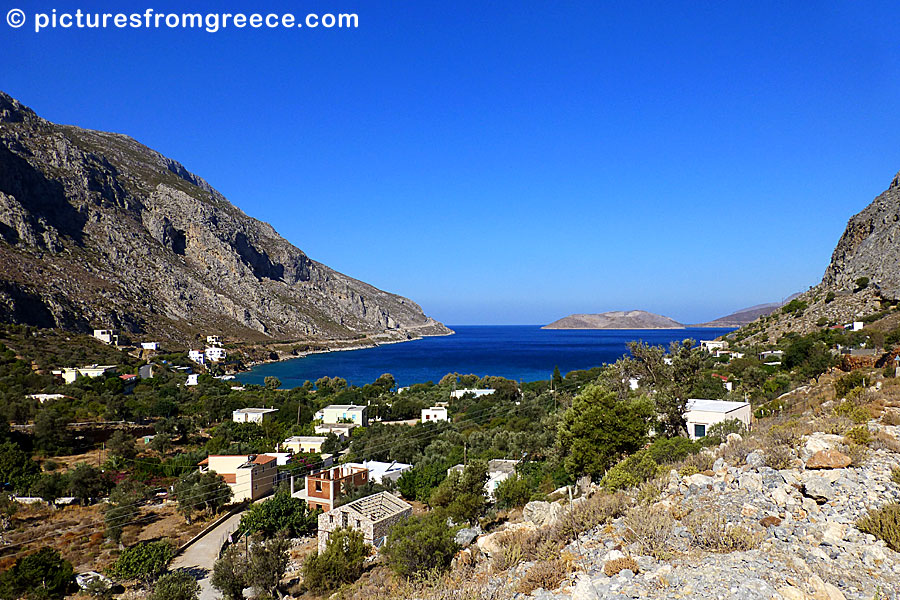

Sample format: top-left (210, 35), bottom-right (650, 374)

top-left (542, 310), bottom-right (683, 329)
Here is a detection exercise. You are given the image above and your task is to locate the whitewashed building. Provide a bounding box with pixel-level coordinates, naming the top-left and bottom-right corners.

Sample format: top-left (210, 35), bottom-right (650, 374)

top-left (233, 408), bottom-right (278, 424)
top-left (699, 340), bottom-right (728, 353)
top-left (282, 436), bottom-right (328, 454)
top-left (449, 388), bottom-right (495, 399)
top-left (140, 342), bottom-right (160, 351)
top-left (684, 399), bottom-right (752, 439)
top-left (93, 329), bottom-right (119, 346)
top-left (421, 406), bottom-right (448, 423)
top-left (52, 365), bottom-right (117, 384)
top-left (206, 335), bottom-right (222, 346)
top-left (315, 405), bottom-right (368, 426)
top-left (205, 347), bottom-right (227, 362)
top-left (188, 350), bottom-right (206, 365)
top-left (347, 460), bottom-right (412, 484)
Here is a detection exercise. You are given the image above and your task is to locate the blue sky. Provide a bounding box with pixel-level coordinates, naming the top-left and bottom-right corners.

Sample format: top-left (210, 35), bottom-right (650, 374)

top-left (6, 1), bottom-right (900, 325)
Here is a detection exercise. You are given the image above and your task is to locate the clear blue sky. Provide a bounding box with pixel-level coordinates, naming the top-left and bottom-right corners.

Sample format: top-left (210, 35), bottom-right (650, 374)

top-left (6, 1), bottom-right (900, 325)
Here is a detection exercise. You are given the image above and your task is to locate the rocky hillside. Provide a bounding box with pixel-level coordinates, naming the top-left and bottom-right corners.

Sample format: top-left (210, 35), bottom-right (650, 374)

top-left (823, 171), bottom-right (900, 299)
top-left (543, 310), bottom-right (683, 330)
top-left (0, 93), bottom-right (450, 346)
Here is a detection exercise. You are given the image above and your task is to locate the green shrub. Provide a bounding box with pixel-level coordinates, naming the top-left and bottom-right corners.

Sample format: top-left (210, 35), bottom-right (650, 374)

top-left (845, 426), bottom-right (873, 446)
top-left (834, 372), bottom-right (868, 398)
top-left (0, 547), bottom-right (74, 600)
top-left (857, 503), bottom-right (900, 551)
top-left (149, 571), bottom-right (200, 600)
top-left (494, 474), bottom-right (532, 510)
top-left (834, 401), bottom-right (871, 424)
top-left (705, 419), bottom-right (748, 443)
top-left (891, 467), bottom-right (900, 485)
top-left (647, 436), bottom-right (700, 464)
top-left (107, 540), bottom-right (175, 583)
top-left (382, 512), bottom-right (459, 578)
top-left (600, 450), bottom-right (658, 491)
top-left (301, 528), bottom-right (369, 593)
top-left (825, 291), bottom-right (836, 303)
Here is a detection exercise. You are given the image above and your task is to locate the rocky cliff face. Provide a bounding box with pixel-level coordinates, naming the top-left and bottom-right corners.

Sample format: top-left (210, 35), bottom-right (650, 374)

top-left (0, 92), bottom-right (450, 345)
top-left (823, 171), bottom-right (900, 298)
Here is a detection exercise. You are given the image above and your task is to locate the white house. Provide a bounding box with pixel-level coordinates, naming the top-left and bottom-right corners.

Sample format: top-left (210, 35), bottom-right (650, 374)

top-left (186, 374), bottom-right (200, 386)
top-left (699, 340), bottom-right (728, 353)
top-left (233, 408), bottom-right (278, 424)
top-left (449, 388), bottom-right (495, 399)
top-left (207, 335), bottom-right (222, 346)
top-left (314, 423), bottom-right (357, 438)
top-left (684, 399), bottom-right (752, 440)
top-left (93, 329), bottom-right (119, 346)
top-left (140, 342), bottom-right (159, 351)
top-left (347, 460), bottom-right (412, 484)
top-left (52, 365), bottom-right (117, 384)
top-left (315, 405), bottom-right (368, 427)
top-left (282, 436), bottom-right (328, 454)
top-left (844, 321), bottom-right (865, 332)
top-left (205, 347), bottom-right (227, 362)
top-left (27, 393), bottom-right (67, 403)
top-left (188, 350), bottom-right (206, 365)
top-left (421, 406), bottom-right (448, 423)
top-left (758, 350), bottom-right (784, 361)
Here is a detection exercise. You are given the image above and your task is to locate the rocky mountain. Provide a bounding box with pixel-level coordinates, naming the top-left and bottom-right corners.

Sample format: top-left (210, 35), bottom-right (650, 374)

top-left (0, 92), bottom-right (450, 346)
top-left (693, 294), bottom-right (801, 328)
top-left (543, 310), bottom-right (683, 329)
top-left (823, 170), bottom-right (900, 299)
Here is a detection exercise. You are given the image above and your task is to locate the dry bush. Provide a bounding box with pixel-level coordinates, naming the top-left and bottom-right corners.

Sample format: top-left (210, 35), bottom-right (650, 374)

top-left (814, 414), bottom-right (855, 436)
top-left (636, 478), bottom-right (664, 505)
top-left (762, 442), bottom-right (794, 470)
top-left (857, 503), bottom-right (900, 552)
top-left (678, 451), bottom-right (714, 473)
top-left (491, 538), bottom-right (525, 572)
top-left (515, 557), bottom-right (575, 593)
top-left (882, 410), bottom-right (900, 426)
top-left (623, 504), bottom-right (674, 559)
top-left (720, 438), bottom-right (759, 466)
top-left (603, 556), bottom-right (639, 577)
top-left (550, 491), bottom-right (628, 543)
top-left (845, 443), bottom-right (869, 467)
top-left (891, 467), bottom-right (900, 485)
top-left (684, 511), bottom-right (760, 552)
top-left (767, 422), bottom-right (804, 448)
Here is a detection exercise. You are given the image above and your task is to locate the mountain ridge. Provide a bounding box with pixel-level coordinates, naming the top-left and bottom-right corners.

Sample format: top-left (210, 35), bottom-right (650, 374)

top-left (543, 310), bottom-right (684, 330)
top-left (0, 92), bottom-right (451, 346)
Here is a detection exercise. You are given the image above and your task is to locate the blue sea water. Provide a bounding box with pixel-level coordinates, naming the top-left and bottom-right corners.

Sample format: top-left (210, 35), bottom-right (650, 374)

top-left (236, 325), bottom-right (735, 388)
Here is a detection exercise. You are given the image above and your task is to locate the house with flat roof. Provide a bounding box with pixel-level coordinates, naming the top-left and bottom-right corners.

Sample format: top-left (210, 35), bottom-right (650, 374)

top-left (314, 423), bottom-right (357, 438)
top-left (205, 347), bottom-right (227, 362)
top-left (52, 365), bottom-right (117, 385)
top-left (315, 405), bottom-right (368, 427)
top-left (296, 464), bottom-right (368, 512)
top-left (317, 491), bottom-right (412, 552)
top-left (684, 399), bottom-right (752, 440)
top-left (346, 460), bottom-right (412, 484)
top-left (93, 329), bottom-right (119, 346)
top-left (282, 436), bottom-right (327, 454)
top-left (699, 340), bottom-right (728, 353)
top-left (449, 388), bottom-right (495, 399)
top-left (233, 408), bottom-right (278, 424)
top-left (188, 350), bottom-right (206, 365)
top-left (421, 406), bottom-right (448, 423)
top-left (198, 454), bottom-right (277, 502)
top-left (140, 342), bottom-right (159, 351)
top-left (206, 335), bottom-right (222, 346)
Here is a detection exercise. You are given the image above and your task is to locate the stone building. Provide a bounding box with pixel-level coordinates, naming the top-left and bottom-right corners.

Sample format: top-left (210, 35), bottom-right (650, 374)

top-left (317, 491), bottom-right (412, 552)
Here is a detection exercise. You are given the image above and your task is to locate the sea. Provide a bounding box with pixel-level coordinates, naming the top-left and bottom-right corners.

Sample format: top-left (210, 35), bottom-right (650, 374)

top-left (236, 325), bottom-right (735, 389)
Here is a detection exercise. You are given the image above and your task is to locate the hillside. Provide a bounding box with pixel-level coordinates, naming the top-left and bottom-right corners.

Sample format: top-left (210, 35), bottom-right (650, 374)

top-left (693, 295), bottom-right (801, 328)
top-left (0, 93), bottom-right (450, 346)
top-left (725, 171), bottom-right (900, 345)
top-left (543, 310), bottom-right (683, 329)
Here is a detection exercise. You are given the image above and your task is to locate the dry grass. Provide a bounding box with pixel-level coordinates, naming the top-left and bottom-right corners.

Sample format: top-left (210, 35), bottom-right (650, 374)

top-left (720, 437), bottom-right (760, 466)
top-left (603, 556), bottom-right (639, 577)
top-left (882, 410), bottom-right (900, 426)
top-left (622, 504), bottom-right (675, 559)
top-left (515, 556), bottom-right (576, 593)
top-left (684, 511), bottom-right (761, 553)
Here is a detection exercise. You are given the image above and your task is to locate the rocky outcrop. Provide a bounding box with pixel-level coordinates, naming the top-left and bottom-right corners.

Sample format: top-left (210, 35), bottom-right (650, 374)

top-left (543, 310), bottom-right (683, 330)
top-left (823, 171), bottom-right (900, 298)
top-left (0, 92), bottom-right (450, 345)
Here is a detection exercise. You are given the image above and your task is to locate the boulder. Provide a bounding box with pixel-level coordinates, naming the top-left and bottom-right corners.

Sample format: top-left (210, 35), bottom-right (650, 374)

top-left (803, 477), bottom-right (835, 503)
top-left (523, 500), bottom-right (564, 528)
top-left (805, 449), bottom-right (851, 470)
top-left (687, 473), bottom-right (714, 487)
top-left (820, 521), bottom-right (845, 546)
top-left (726, 432), bottom-right (743, 444)
top-left (807, 574), bottom-right (846, 600)
top-left (454, 525), bottom-right (482, 547)
top-left (746, 451), bottom-right (765, 469)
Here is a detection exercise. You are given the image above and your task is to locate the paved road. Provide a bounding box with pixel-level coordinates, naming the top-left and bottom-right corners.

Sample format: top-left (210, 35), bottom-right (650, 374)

top-left (171, 511), bottom-right (244, 600)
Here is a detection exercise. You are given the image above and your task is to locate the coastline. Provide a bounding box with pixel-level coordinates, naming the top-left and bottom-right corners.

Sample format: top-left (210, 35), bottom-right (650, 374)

top-left (238, 327), bottom-right (455, 372)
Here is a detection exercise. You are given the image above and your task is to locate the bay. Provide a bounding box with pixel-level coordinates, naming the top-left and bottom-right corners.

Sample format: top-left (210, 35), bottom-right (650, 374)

top-left (237, 325), bottom-right (735, 388)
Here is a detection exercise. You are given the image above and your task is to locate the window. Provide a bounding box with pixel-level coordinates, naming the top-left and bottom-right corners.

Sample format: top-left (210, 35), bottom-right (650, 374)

top-left (315, 481), bottom-right (322, 492)
top-left (342, 513), bottom-right (348, 527)
top-left (329, 515), bottom-right (333, 524)
top-left (694, 424), bottom-right (706, 438)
